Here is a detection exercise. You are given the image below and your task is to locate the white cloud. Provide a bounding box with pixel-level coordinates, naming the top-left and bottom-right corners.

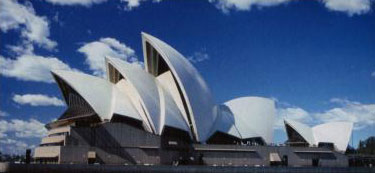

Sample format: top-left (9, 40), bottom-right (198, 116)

top-left (0, 118), bottom-right (47, 139)
top-left (275, 98), bottom-right (375, 130)
top-left (322, 0), bottom-right (373, 16)
top-left (120, 0), bottom-right (163, 10)
top-left (187, 50), bottom-right (210, 63)
top-left (0, 1), bottom-right (77, 84)
top-left (0, 0), bottom-right (57, 50)
top-left (78, 37), bottom-right (138, 77)
top-left (330, 97), bottom-right (360, 105)
top-left (209, 0), bottom-right (374, 16)
top-left (45, 0), bottom-right (161, 10)
top-left (275, 107), bottom-right (312, 129)
top-left (371, 71), bottom-right (375, 78)
top-left (121, 0), bottom-right (142, 10)
top-left (0, 110), bottom-right (9, 117)
top-left (0, 118), bottom-right (46, 154)
top-left (45, 0), bottom-right (107, 6)
top-left (0, 54), bottom-right (77, 83)
top-left (0, 138), bottom-right (29, 155)
top-left (13, 94), bottom-right (65, 107)
top-left (315, 98), bottom-right (375, 130)
top-left (209, 0), bottom-right (291, 13)
top-left (6, 43), bottom-right (35, 56)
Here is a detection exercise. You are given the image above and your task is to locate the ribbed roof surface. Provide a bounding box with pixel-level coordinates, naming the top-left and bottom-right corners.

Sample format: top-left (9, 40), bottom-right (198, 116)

top-left (142, 32), bottom-right (216, 142)
top-left (106, 57), bottom-right (190, 135)
top-left (52, 70), bottom-right (141, 121)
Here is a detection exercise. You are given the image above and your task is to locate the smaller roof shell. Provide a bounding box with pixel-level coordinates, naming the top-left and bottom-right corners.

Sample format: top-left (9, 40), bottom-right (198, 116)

top-left (157, 79), bottom-right (191, 136)
top-left (208, 105), bottom-right (242, 139)
top-left (284, 119), bottom-right (315, 145)
top-left (156, 71), bottom-right (190, 127)
top-left (313, 122), bottom-right (353, 152)
top-left (51, 70), bottom-right (141, 122)
top-left (224, 97), bottom-right (276, 144)
top-left (284, 119), bottom-right (353, 152)
top-left (112, 80), bottom-right (143, 121)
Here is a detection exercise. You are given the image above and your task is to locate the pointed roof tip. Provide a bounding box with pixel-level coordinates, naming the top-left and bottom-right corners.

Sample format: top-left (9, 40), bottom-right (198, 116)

top-left (284, 118), bottom-right (304, 125)
top-left (141, 32), bottom-right (148, 38)
top-left (50, 70), bottom-right (94, 81)
top-left (141, 31), bottom-right (149, 36)
top-left (283, 119), bottom-right (288, 124)
top-left (104, 55), bottom-right (115, 62)
top-left (50, 69), bottom-right (69, 76)
top-left (107, 56), bottom-right (130, 65)
top-left (283, 118), bottom-right (293, 125)
top-left (50, 69), bottom-right (58, 75)
top-left (141, 32), bottom-right (156, 40)
top-left (284, 119), bottom-right (299, 129)
top-left (105, 56), bottom-right (131, 66)
top-left (106, 56), bottom-right (142, 71)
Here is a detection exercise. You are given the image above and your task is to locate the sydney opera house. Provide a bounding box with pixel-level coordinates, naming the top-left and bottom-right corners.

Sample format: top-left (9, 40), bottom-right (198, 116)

top-left (34, 33), bottom-right (352, 167)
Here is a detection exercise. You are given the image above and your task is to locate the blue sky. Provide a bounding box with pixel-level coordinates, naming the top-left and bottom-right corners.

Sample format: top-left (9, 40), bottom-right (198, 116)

top-left (0, 0), bottom-right (374, 154)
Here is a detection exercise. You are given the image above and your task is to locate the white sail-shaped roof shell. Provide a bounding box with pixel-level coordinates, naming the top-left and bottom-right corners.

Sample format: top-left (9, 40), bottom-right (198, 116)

top-left (284, 119), bottom-right (353, 152)
top-left (51, 70), bottom-right (141, 122)
top-left (224, 97), bottom-right (275, 144)
top-left (106, 57), bottom-right (160, 133)
top-left (156, 71), bottom-right (190, 127)
top-left (105, 57), bottom-right (190, 136)
top-left (142, 32), bottom-right (216, 142)
top-left (284, 119), bottom-right (315, 145)
top-left (157, 78), bottom-right (192, 137)
top-left (209, 105), bottom-right (241, 139)
top-left (312, 122), bottom-right (353, 152)
top-left (113, 80), bottom-right (143, 121)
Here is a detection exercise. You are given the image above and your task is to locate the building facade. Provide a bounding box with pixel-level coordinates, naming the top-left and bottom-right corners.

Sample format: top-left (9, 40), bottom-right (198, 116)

top-left (34, 33), bottom-right (351, 167)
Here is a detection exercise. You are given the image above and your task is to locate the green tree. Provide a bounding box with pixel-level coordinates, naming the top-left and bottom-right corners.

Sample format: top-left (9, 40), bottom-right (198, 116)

top-left (357, 136), bottom-right (375, 155)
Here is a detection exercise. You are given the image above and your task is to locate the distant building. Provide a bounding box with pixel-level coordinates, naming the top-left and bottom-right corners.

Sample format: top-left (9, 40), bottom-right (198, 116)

top-left (34, 33), bottom-right (351, 167)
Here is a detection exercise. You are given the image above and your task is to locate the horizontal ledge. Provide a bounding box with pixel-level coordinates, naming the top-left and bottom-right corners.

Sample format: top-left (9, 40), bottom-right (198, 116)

top-left (294, 151), bottom-right (333, 153)
top-left (138, 146), bottom-right (159, 149)
top-left (194, 148), bottom-right (256, 152)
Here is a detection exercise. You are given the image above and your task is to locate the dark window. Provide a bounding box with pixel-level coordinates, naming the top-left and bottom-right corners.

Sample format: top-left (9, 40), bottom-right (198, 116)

top-left (318, 142), bottom-right (335, 150)
top-left (161, 126), bottom-right (192, 150)
top-left (108, 63), bottom-right (125, 84)
top-left (206, 131), bottom-right (241, 145)
top-left (110, 114), bottom-right (144, 130)
top-left (242, 137), bottom-right (266, 146)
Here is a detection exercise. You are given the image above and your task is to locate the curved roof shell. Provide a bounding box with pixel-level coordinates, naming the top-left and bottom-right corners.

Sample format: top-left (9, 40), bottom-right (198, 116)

top-left (284, 119), bottom-right (315, 145)
top-left (224, 97), bottom-right (275, 144)
top-left (106, 57), bottom-right (160, 133)
top-left (156, 71), bottom-right (190, 128)
top-left (157, 79), bottom-right (191, 136)
top-left (312, 122), bottom-right (353, 152)
top-left (208, 105), bottom-right (241, 139)
top-left (284, 119), bottom-right (353, 152)
top-left (112, 80), bottom-right (143, 121)
top-left (141, 32), bottom-right (216, 142)
top-left (51, 70), bottom-right (141, 122)
top-left (105, 57), bottom-right (190, 136)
